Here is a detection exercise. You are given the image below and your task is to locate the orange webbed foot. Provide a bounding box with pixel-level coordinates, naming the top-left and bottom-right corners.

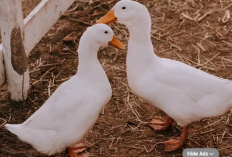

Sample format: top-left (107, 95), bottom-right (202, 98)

top-left (68, 143), bottom-right (88, 157)
top-left (159, 126), bottom-right (188, 152)
top-left (160, 137), bottom-right (185, 152)
top-left (148, 117), bottom-right (174, 131)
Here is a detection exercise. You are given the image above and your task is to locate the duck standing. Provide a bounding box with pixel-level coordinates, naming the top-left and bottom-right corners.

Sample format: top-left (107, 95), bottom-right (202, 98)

top-left (5, 24), bottom-right (124, 156)
top-left (97, 0), bottom-right (232, 151)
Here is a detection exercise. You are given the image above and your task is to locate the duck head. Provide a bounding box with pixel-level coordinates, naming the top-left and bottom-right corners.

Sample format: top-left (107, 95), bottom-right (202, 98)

top-left (79, 24), bottom-right (124, 51)
top-left (97, 0), bottom-right (151, 28)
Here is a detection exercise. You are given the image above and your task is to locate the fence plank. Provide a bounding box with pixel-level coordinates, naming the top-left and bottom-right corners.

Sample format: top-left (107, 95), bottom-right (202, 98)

top-left (0, 45), bottom-right (5, 86)
top-left (0, 0), bottom-right (75, 56)
top-left (0, 0), bottom-right (30, 101)
top-left (24, 0), bottom-right (75, 54)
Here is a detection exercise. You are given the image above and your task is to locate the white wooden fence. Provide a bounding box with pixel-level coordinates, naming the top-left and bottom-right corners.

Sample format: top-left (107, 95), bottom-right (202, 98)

top-left (0, 0), bottom-right (75, 101)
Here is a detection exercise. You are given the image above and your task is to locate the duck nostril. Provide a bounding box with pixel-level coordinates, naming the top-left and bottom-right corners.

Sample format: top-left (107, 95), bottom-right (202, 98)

top-left (104, 31), bottom-right (108, 34)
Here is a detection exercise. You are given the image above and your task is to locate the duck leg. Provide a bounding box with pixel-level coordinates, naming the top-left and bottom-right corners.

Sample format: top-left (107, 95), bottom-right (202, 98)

top-left (68, 147), bottom-right (77, 157)
top-left (148, 117), bottom-right (174, 131)
top-left (68, 143), bottom-right (88, 157)
top-left (160, 126), bottom-right (188, 152)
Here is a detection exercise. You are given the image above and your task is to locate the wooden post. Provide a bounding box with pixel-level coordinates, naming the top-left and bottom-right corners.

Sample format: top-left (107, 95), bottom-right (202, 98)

top-left (0, 0), bottom-right (29, 101)
top-left (0, 44), bottom-right (5, 86)
top-left (0, 0), bottom-right (75, 99)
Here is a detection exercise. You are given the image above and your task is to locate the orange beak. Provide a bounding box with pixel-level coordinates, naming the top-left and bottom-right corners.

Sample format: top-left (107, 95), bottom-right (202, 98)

top-left (109, 35), bottom-right (124, 50)
top-left (97, 9), bottom-right (117, 24)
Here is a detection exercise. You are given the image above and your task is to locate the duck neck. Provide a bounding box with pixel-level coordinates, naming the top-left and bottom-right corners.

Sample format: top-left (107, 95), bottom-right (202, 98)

top-left (77, 43), bottom-right (104, 79)
top-left (128, 20), bottom-right (151, 44)
top-left (126, 16), bottom-right (159, 76)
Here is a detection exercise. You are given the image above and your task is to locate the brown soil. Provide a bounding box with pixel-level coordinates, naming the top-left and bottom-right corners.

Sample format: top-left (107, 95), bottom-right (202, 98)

top-left (1, 0), bottom-right (232, 156)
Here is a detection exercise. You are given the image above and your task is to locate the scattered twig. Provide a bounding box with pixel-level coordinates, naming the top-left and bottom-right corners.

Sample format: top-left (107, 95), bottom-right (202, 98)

top-left (32, 67), bottom-right (54, 85)
top-left (65, 45), bottom-right (78, 56)
top-left (0, 118), bottom-right (7, 128)
top-left (198, 9), bottom-right (216, 22)
top-left (68, 18), bottom-right (92, 26)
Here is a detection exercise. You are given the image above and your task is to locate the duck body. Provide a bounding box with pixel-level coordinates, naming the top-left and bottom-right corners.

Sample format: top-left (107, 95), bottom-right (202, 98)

top-left (127, 39), bottom-right (232, 126)
top-left (126, 21), bottom-right (232, 150)
top-left (4, 24), bottom-right (124, 155)
top-left (6, 56), bottom-right (112, 155)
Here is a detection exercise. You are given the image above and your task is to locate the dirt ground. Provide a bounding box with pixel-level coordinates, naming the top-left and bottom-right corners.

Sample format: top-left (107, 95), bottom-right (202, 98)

top-left (1, 0), bottom-right (232, 156)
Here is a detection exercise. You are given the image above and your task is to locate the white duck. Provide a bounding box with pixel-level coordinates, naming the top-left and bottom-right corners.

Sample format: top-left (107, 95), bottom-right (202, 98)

top-left (97, 0), bottom-right (232, 151)
top-left (5, 24), bottom-right (124, 156)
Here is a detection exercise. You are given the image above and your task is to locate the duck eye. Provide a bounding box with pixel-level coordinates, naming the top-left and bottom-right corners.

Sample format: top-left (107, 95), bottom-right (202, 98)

top-left (122, 7), bottom-right (126, 9)
top-left (104, 31), bottom-right (108, 34)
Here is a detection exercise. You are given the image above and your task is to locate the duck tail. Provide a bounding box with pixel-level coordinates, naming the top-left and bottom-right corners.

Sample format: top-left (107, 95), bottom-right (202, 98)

top-left (5, 124), bottom-right (23, 136)
top-left (4, 124), bottom-right (62, 155)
